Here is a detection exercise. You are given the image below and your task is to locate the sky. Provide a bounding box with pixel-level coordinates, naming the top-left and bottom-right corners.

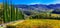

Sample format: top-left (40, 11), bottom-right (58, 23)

top-left (0, 0), bottom-right (60, 5)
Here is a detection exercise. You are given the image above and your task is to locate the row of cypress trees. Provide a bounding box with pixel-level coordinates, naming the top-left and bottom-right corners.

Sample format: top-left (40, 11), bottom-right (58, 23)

top-left (3, 0), bottom-right (24, 23)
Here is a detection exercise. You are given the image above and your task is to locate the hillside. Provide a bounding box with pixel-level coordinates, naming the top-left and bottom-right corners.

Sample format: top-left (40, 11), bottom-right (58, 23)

top-left (14, 4), bottom-right (60, 14)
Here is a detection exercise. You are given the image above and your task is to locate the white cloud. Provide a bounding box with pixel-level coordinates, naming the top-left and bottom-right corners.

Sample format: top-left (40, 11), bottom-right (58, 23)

top-left (28, 3), bottom-right (40, 5)
top-left (28, 0), bottom-right (60, 5)
top-left (46, 0), bottom-right (60, 4)
top-left (53, 0), bottom-right (60, 4)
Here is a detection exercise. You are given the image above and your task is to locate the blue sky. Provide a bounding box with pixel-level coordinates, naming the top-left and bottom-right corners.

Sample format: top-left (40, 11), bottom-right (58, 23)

top-left (0, 0), bottom-right (60, 5)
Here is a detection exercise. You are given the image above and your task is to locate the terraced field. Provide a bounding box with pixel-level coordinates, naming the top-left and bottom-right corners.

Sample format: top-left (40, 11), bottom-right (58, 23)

top-left (6, 19), bottom-right (60, 28)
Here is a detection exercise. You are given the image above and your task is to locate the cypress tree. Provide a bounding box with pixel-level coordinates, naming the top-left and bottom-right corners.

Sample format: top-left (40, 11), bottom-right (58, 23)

top-left (3, 0), bottom-right (9, 23)
top-left (11, 5), bottom-right (16, 21)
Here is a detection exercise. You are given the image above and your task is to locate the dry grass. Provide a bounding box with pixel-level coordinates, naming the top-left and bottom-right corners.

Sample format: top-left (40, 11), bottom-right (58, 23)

top-left (51, 14), bottom-right (60, 17)
top-left (6, 19), bottom-right (60, 28)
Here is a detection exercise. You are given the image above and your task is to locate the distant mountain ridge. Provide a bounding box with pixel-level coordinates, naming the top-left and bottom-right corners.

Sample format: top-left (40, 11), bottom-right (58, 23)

top-left (15, 4), bottom-right (60, 9)
top-left (14, 4), bottom-right (60, 14)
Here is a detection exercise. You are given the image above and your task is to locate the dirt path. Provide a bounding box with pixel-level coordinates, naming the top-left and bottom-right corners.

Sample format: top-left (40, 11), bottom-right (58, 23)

top-left (1, 20), bottom-right (24, 28)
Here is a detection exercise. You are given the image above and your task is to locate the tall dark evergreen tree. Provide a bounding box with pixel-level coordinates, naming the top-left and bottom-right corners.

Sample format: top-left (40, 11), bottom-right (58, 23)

top-left (3, 0), bottom-right (9, 23)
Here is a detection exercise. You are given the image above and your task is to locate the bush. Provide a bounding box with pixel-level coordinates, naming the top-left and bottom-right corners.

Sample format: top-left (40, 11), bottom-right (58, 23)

top-left (29, 13), bottom-right (60, 20)
top-left (6, 25), bottom-right (16, 28)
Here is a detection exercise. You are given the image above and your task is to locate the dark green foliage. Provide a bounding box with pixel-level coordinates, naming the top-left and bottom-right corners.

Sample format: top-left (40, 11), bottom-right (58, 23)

top-left (16, 7), bottom-right (24, 20)
top-left (11, 5), bottom-right (16, 21)
top-left (6, 25), bottom-right (16, 28)
top-left (3, 0), bottom-right (24, 23)
top-left (29, 13), bottom-right (60, 20)
top-left (0, 9), bottom-right (3, 17)
top-left (3, 0), bottom-right (9, 23)
top-left (16, 8), bottom-right (24, 20)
